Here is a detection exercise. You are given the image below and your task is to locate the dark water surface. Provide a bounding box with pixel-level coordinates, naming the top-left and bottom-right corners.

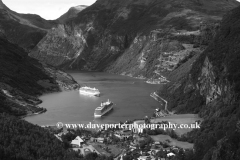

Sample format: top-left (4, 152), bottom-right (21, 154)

top-left (25, 72), bottom-right (163, 125)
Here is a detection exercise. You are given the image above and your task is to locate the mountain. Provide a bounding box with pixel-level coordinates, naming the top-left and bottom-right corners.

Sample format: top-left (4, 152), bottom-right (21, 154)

top-left (0, 0), bottom-right (58, 51)
top-left (58, 5), bottom-right (88, 23)
top-left (0, 36), bottom-right (79, 116)
top-left (30, 0), bottom-right (239, 79)
top-left (28, 0), bottom-right (240, 159)
top-left (0, 35), bottom-right (81, 159)
top-left (157, 5), bottom-right (240, 160)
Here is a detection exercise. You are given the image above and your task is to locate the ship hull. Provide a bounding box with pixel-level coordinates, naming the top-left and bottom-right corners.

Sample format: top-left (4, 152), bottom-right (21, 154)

top-left (94, 105), bottom-right (113, 118)
top-left (79, 90), bottom-right (100, 97)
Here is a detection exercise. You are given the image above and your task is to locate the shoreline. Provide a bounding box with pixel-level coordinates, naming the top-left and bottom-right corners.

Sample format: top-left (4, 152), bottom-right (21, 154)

top-left (21, 79), bottom-right (80, 120)
top-left (24, 71), bottom-right (199, 132)
top-left (21, 88), bottom-right (79, 120)
top-left (20, 108), bottom-right (47, 119)
top-left (150, 91), bottom-right (175, 117)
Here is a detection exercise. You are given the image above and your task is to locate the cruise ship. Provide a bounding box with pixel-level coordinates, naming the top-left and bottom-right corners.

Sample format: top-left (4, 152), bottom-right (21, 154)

top-left (79, 86), bottom-right (100, 97)
top-left (146, 77), bottom-right (169, 84)
top-left (94, 99), bottom-right (113, 117)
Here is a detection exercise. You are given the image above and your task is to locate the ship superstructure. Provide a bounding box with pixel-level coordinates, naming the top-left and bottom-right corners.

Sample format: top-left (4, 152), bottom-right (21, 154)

top-left (79, 86), bottom-right (100, 97)
top-left (94, 99), bottom-right (113, 117)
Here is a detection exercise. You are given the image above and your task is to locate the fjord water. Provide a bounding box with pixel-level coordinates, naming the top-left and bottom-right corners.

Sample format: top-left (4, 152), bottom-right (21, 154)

top-left (25, 72), bottom-right (163, 126)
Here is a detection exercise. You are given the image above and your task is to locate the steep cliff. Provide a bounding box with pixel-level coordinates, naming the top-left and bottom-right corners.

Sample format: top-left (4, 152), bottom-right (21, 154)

top-left (30, 0), bottom-right (239, 79)
top-left (0, 36), bottom-right (79, 116)
top-left (0, 0), bottom-right (58, 51)
top-left (58, 5), bottom-right (88, 23)
top-left (161, 5), bottom-right (240, 160)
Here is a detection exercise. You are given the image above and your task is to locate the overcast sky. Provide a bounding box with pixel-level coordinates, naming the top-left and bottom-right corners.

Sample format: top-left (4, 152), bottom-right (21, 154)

top-left (2, 0), bottom-right (240, 20)
top-left (2, 0), bottom-right (96, 20)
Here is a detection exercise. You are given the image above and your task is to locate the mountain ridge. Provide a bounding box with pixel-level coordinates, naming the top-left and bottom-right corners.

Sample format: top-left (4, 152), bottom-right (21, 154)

top-left (30, 0), bottom-right (239, 79)
top-left (157, 4), bottom-right (240, 160)
top-left (0, 0), bottom-right (240, 159)
top-left (58, 5), bottom-right (88, 23)
top-left (0, 0), bottom-right (59, 51)
top-left (0, 36), bottom-right (79, 116)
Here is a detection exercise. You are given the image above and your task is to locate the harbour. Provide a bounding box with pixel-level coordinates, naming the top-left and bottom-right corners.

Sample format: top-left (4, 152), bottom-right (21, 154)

top-left (24, 71), bottom-right (164, 125)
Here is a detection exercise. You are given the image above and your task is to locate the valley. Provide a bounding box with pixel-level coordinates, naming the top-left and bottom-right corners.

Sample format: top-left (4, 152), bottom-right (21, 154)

top-left (0, 0), bottom-right (240, 160)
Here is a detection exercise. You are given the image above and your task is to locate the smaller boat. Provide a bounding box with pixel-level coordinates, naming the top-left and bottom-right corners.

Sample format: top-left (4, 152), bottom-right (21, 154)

top-left (94, 99), bottom-right (113, 117)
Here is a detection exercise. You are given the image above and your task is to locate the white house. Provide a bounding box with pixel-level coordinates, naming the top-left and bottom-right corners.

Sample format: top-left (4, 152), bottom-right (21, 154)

top-left (71, 136), bottom-right (84, 147)
top-left (137, 156), bottom-right (152, 160)
top-left (167, 152), bottom-right (176, 157)
top-left (96, 137), bottom-right (104, 143)
top-left (114, 130), bottom-right (132, 140)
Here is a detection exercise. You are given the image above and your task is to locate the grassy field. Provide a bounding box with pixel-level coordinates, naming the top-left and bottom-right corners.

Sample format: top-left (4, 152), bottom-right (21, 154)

top-left (151, 114), bottom-right (202, 135)
top-left (91, 143), bottom-right (122, 157)
top-left (151, 134), bottom-right (193, 149)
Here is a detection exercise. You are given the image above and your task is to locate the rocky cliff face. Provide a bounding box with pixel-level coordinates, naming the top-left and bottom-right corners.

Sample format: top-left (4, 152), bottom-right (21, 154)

top-left (58, 5), bottom-right (88, 23)
top-left (161, 5), bottom-right (240, 160)
top-left (30, 0), bottom-right (239, 79)
top-left (30, 24), bottom-right (87, 66)
top-left (0, 36), bottom-right (79, 116)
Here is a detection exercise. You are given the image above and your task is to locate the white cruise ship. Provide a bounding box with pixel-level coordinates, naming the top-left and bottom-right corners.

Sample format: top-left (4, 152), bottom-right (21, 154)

top-left (79, 86), bottom-right (100, 97)
top-left (94, 99), bottom-right (113, 117)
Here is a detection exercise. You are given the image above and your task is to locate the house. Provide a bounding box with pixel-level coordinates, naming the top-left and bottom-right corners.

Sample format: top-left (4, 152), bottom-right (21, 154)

top-left (167, 152), bottom-right (175, 157)
top-left (171, 147), bottom-right (179, 153)
top-left (163, 148), bottom-right (171, 152)
top-left (137, 156), bottom-right (152, 160)
top-left (129, 145), bottom-right (137, 150)
top-left (114, 130), bottom-right (132, 140)
top-left (90, 137), bottom-right (104, 143)
top-left (71, 136), bottom-right (84, 147)
top-left (148, 149), bottom-right (160, 156)
top-left (154, 141), bottom-right (160, 145)
top-left (97, 137), bottom-right (104, 143)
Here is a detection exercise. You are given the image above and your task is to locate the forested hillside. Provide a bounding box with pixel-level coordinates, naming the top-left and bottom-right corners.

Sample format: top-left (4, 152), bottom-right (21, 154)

top-left (159, 5), bottom-right (240, 160)
top-left (0, 0), bottom-right (58, 51)
top-left (0, 36), bottom-right (111, 160)
top-left (0, 114), bottom-right (74, 160)
top-left (30, 0), bottom-right (239, 80)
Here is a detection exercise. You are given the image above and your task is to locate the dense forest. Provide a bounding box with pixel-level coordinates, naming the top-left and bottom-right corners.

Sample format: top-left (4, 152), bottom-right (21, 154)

top-left (0, 114), bottom-right (72, 160)
top-left (1, 0), bottom-right (240, 159)
top-left (0, 36), bottom-right (58, 116)
top-left (190, 6), bottom-right (240, 160)
top-left (161, 5), bottom-right (240, 160)
top-left (0, 114), bottom-right (114, 160)
top-left (0, 36), bottom-right (113, 159)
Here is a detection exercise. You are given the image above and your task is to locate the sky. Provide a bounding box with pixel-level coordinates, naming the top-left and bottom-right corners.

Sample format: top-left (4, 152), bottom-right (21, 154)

top-left (2, 0), bottom-right (96, 20)
top-left (2, 0), bottom-right (240, 20)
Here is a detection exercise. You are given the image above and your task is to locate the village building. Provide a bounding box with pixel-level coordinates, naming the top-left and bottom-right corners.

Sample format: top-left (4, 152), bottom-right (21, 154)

top-left (137, 156), bottom-right (152, 160)
top-left (167, 152), bottom-right (176, 157)
top-left (90, 137), bottom-right (105, 143)
top-left (114, 129), bottom-right (132, 140)
top-left (71, 136), bottom-right (84, 147)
